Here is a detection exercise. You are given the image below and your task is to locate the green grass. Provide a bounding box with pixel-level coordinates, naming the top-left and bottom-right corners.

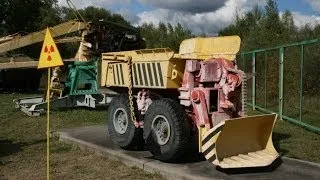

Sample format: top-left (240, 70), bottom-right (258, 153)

top-left (0, 93), bottom-right (162, 180)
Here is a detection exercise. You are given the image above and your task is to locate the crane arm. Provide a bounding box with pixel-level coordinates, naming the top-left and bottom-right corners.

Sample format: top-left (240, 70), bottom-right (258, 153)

top-left (0, 20), bottom-right (88, 54)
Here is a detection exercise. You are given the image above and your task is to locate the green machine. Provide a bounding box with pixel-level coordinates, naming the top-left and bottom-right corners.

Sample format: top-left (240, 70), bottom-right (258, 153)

top-left (13, 58), bottom-right (115, 116)
top-left (65, 59), bottom-right (99, 96)
top-left (13, 19), bottom-right (146, 116)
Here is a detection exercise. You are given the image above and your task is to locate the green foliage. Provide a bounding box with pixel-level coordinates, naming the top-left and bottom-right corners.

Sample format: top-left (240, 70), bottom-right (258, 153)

top-left (0, 0), bottom-right (60, 35)
top-left (0, 1), bottom-right (192, 56)
top-left (60, 6), bottom-right (130, 26)
top-left (0, 0), bottom-right (61, 58)
top-left (139, 22), bottom-right (192, 52)
top-left (221, 0), bottom-right (320, 126)
top-left (219, 0), bottom-right (320, 50)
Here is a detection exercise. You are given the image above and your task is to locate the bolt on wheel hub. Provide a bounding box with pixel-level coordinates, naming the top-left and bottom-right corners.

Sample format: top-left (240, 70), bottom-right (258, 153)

top-left (113, 108), bottom-right (128, 134)
top-left (152, 115), bottom-right (171, 145)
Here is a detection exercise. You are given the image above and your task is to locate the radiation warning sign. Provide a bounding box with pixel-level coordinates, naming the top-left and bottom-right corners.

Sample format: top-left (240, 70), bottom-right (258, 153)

top-left (38, 28), bottom-right (64, 69)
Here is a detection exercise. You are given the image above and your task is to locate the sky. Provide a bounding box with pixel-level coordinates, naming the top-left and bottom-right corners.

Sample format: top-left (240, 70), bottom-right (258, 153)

top-left (58, 0), bottom-right (320, 35)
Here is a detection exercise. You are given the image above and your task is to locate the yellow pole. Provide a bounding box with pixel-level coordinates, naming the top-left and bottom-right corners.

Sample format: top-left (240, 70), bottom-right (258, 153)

top-left (46, 67), bottom-right (51, 180)
top-left (198, 126), bottom-right (202, 153)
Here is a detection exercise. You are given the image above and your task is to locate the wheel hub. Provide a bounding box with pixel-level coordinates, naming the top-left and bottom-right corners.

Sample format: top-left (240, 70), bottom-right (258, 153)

top-left (152, 115), bottom-right (171, 145)
top-left (113, 108), bottom-right (128, 134)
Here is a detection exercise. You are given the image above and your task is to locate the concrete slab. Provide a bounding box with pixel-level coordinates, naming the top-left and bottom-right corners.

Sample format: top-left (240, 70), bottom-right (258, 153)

top-left (56, 125), bottom-right (320, 180)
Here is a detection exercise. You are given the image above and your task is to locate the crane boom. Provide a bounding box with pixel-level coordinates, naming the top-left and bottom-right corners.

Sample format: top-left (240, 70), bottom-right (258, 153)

top-left (0, 20), bottom-right (88, 54)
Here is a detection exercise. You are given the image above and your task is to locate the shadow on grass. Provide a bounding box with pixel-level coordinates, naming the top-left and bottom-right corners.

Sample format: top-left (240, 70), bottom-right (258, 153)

top-left (272, 132), bottom-right (291, 156)
top-left (51, 106), bottom-right (108, 113)
top-left (0, 89), bottom-right (44, 95)
top-left (0, 140), bottom-right (22, 158)
top-left (0, 139), bottom-right (46, 158)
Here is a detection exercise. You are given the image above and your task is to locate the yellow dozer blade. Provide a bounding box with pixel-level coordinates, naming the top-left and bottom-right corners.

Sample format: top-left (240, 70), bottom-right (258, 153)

top-left (201, 114), bottom-right (279, 168)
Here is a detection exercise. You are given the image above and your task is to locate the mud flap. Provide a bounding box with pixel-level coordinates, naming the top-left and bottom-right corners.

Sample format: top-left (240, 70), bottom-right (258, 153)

top-left (200, 114), bottom-right (279, 168)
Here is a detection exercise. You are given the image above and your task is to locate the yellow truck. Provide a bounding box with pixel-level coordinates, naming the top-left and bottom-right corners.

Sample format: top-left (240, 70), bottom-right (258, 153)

top-left (101, 36), bottom-right (279, 168)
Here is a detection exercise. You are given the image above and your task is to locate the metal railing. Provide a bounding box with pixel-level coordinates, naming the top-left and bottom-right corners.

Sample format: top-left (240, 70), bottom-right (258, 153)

top-left (239, 39), bottom-right (320, 134)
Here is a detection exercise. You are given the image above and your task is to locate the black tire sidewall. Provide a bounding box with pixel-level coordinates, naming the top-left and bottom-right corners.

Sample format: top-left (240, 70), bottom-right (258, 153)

top-left (143, 98), bottom-right (190, 161)
top-left (107, 94), bottom-right (138, 148)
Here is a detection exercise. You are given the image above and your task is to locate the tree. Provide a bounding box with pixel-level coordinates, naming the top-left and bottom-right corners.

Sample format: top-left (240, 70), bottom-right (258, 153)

top-left (0, 0), bottom-right (61, 58)
top-left (219, 0), bottom-right (300, 51)
top-left (158, 22), bottom-right (168, 48)
top-left (61, 6), bottom-right (130, 26)
top-left (138, 22), bottom-right (192, 52)
top-left (0, 0), bottom-right (60, 35)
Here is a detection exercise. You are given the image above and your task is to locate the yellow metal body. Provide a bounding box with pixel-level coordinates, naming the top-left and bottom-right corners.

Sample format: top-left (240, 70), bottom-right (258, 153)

top-left (101, 48), bottom-right (186, 89)
top-left (200, 114), bottom-right (279, 168)
top-left (177, 35), bottom-right (241, 61)
top-left (101, 36), bottom-right (240, 89)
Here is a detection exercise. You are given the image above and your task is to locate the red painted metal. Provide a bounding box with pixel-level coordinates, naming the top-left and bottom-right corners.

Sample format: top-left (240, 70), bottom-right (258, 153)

top-left (190, 90), bottom-right (200, 102)
top-left (136, 89), bottom-right (152, 115)
top-left (190, 88), bottom-right (210, 128)
top-left (179, 58), bottom-right (243, 129)
top-left (199, 60), bottom-right (222, 82)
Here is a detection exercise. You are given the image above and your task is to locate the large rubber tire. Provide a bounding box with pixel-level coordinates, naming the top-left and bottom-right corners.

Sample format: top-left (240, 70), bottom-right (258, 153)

top-left (143, 98), bottom-right (191, 162)
top-left (107, 94), bottom-right (142, 149)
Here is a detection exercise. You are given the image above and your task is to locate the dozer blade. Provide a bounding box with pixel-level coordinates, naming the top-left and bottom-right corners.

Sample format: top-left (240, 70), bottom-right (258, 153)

top-left (201, 114), bottom-right (279, 168)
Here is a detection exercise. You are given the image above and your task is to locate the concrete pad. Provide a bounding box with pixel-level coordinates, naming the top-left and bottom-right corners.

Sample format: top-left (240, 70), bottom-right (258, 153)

top-left (56, 125), bottom-right (320, 180)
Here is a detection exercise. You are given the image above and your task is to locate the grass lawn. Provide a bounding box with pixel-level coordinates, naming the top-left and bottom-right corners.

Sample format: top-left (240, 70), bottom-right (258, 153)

top-left (0, 93), bottom-right (319, 179)
top-left (0, 93), bottom-right (162, 180)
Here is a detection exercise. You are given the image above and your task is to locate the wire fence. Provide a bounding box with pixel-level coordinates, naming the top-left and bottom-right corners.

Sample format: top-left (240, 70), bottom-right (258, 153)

top-left (238, 39), bottom-right (320, 134)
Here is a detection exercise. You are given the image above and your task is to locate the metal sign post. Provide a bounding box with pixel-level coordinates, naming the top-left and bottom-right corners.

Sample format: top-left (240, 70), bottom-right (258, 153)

top-left (38, 28), bottom-right (64, 180)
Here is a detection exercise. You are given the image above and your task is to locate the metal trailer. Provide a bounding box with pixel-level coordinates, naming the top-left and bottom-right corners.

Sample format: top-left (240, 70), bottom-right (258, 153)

top-left (14, 91), bottom-right (115, 116)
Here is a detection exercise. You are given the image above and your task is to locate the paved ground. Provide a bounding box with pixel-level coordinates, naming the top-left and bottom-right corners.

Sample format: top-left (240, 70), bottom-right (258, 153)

top-left (56, 125), bottom-right (320, 180)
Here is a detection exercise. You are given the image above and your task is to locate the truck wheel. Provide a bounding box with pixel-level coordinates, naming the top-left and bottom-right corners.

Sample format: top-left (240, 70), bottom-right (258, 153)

top-left (143, 98), bottom-right (191, 162)
top-left (107, 94), bottom-right (142, 149)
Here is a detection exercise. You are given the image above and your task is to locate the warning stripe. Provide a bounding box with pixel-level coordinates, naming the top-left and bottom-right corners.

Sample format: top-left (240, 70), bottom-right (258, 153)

top-left (112, 65), bottom-right (116, 84)
top-left (133, 63), bottom-right (138, 85)
top-left (157, 63), bottom-right (164, 86)
top-left (201, 123), bottom-right (225, 165)
top-left (112, 64), bottom-right (125, 85)
top-left (137, 63), bottom-right (143, 85)
top-left (119, 64), bottom-right (124, 85)
top-left (116, 64), bottom-right (121, 85)
top-left (202, 143), bottom-right (215, 155)
top-left (152, 63), bottom-right (159, 86)
top-left (202, 125), bottom-right (224, 145)
top-left (202, 132), bottom-right (219, 151)
top-left (147, 63), bottom-right (154, 86)
top-left (142, 63), bottom-right (149, 86)
top-left (207, 154), bottom-right (217, 163)
top-left (131, 62), bottom-right (164, 87)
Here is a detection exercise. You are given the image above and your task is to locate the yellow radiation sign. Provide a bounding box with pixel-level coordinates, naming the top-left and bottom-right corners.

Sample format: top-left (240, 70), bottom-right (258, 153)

top-left (38, 28), bottom-right (64, 69)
